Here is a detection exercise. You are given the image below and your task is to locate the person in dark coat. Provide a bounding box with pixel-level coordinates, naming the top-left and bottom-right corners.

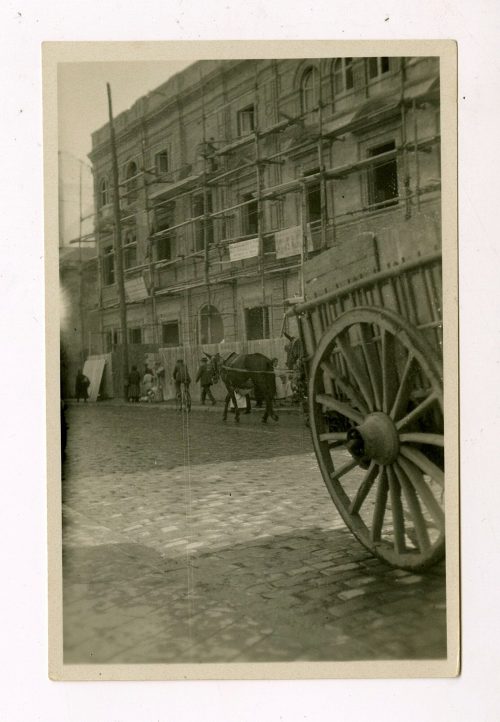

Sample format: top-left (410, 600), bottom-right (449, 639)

top-left (172, 359), bottom-right (191, 393)
top-left (75, 369), bottom-right (90, 403)
top-left (195, 357), bottom-right (216, 405)
top-left (127, 365), bottom-right (141, 403)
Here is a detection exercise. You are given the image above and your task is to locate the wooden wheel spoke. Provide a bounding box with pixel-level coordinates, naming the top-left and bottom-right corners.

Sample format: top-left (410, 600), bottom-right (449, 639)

top-left (359, 324), bottom-right (383, 410)
top-left (330, 457), bottom-right (360, 482)
top-left (381, 328), bottom-right (399, 414)
top-left (349, 461), bottom-right (379, 515)
top-left (395, 392), bottom-right (438, 431)
top-left (315, 393), bottom-right (364, 425)
top-left (309, 307), bottom-right (445, 570)
top-left (397, 455), bottom-right (445, 532)
top-left (337, 332), bottom-right (375, 411)
top-left (394, 462), bottom-right (431, 551)
top-left (387, 465), bottom-right (406, 554)
top-left (320, 360), bottom-right (369, 415)
top-left (399, 432), bottom-right (444, 447)
top-left (390, 353), bottom-right (415, 421)
top-left (371, 467), bottom-right (388, 541)
top-left (399, 445), bottom-right (444, 487)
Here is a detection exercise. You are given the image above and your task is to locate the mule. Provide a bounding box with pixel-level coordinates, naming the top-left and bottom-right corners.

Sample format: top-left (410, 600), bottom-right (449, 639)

top-left (207, 351), bottom-right (278, 424)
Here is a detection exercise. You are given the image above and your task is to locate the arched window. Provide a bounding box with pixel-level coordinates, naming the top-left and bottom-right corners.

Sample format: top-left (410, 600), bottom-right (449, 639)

top-left (301, 67), bottom-right (319, 114)
top-left (99, 177), bottom-right (109, 207)
top-left (199, 304), bottom-right (224, 345)
top-left (333, 58), bottom-right (353, 96)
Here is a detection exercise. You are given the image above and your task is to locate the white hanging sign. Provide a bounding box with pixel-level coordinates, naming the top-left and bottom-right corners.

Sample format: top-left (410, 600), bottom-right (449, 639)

top-left (275, 225), bottom-right (313, 259)
top-left (229, 237), bottom-right (259, 262)
top-left (125, 276), bottom-right (149, 302)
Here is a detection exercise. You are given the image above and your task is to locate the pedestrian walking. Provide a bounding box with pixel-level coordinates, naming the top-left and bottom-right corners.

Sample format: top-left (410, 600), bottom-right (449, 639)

top-left (173, 359), bottom-right (191, 411)
top-left (154, 361), bottom-right (165, 402)
top-left (195, 357), bottom-right (216, 405)
top-left (173, 359), bottom-right (191, 393)
top-left (75, 369), bottom-right (90, 403)
top-left (127, 365), bottom-right (141, 403)
top-left (272, 357), bottom-right (289, 405)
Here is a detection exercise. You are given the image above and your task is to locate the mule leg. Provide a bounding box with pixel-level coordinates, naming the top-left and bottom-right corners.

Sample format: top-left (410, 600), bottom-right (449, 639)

top-left (262, 396), bottom-right (269, 424)
top-left (229, 388), bottom-right (240, 422)
top-left (269, 397), bottom-right (279, 422)
top-left (222, 392), bottom-right (230, 421)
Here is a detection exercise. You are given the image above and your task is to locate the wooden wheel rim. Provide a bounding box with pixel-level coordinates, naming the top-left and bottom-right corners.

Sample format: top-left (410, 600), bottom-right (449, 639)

top-left (308, 307), bottom-right (445, 571)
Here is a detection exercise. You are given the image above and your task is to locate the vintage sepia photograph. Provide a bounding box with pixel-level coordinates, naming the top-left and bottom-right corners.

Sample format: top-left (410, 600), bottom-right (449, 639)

top-left (46, 41), bottom-right (458, 679)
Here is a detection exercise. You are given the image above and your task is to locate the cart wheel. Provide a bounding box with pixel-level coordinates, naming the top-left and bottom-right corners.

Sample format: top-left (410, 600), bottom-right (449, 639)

top-left (309, 307), bottom-right (444, 571)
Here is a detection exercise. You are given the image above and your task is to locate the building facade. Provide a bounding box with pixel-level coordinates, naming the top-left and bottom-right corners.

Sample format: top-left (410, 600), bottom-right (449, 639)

top-left (88, 57), bottom-right (441, 396)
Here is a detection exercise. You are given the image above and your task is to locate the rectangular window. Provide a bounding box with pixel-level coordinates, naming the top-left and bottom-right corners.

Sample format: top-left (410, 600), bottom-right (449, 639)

top-left (368, 57), bottom-right (390, 79)
top-left (129, 327), bottom-right (142, 345)
top-left (157, 234), bottom-right (172, 261)
top-left (242, 193), bottom-right (258, 235)
top-left (263, 234), bottom-right (276, 256)
top-left (162, 321), bottom-right (180, 347)
top-left (105, 329), bottom-right (119, 351)
top-left (155, 150), bottom-right (169, 174)
top-left (304, 168), bottom-right (322, 224)
top-left (123, 245), bottom-right (137, 269)
top-left (237, 105), bottom-right (255, 135)
top-left (153, 200), bottom-right (175, 233)
top-left (103, 245), bottom-right (115, 285)
top-left (367, 141), bottom-right (399, 208)
top-left (245, 306), bottom-right (270, 340)
top-left (123, 232), bottom-right (137, 270)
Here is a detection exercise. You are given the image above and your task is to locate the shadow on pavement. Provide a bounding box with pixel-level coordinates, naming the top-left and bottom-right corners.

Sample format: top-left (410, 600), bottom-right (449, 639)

top-left (63, 404), bottom-right (312, 480)
top-left (63, 526), bottom-right (446, 665)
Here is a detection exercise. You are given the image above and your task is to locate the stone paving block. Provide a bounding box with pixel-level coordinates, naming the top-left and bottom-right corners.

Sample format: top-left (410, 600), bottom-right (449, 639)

top-left (326, 596), bottom-right (372, 619)
top-left (61, 406), bottom-right (447, 664)
top-left (337, 588), bottom-right (367, 601)
top-left (342, 575), bottom-right (377, 588)
top-left (395, 575), bottom-right (426, 585)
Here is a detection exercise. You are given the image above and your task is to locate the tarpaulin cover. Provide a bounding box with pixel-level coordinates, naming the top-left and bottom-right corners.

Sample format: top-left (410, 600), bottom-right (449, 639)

top-left (82, 358), bottom-right (106, 402)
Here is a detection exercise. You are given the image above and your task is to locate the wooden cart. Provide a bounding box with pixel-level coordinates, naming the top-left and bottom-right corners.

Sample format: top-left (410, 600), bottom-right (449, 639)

top-left (289, 249), bottom-right (444, 571)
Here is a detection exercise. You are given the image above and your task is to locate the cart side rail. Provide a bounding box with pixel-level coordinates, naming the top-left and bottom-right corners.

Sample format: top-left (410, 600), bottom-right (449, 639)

top-left (287, 251), bottom-right (442, 363)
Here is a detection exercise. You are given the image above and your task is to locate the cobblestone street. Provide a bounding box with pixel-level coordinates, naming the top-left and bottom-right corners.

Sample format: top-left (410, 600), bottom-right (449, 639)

top-left (61, 402), bottom-right (446, 665)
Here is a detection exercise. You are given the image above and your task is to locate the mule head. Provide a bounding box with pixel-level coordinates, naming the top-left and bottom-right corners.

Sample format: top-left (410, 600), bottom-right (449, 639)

top-left (203, 352), bottom-right (221, 383)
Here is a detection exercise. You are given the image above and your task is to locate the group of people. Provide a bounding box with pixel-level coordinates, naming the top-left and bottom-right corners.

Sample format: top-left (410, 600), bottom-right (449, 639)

top-left (127, 362), bottom-right (165, 403)
top-left (89, 353), bottom-right (295, 407)
top-left (125, 357), bottom-right (217, 406)
top-left (172, 357), bottom-right (217, 406)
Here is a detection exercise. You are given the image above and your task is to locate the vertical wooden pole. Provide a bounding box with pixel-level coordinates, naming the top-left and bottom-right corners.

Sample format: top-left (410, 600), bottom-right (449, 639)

top-left (413, 98), bottom-right (421, 211)
top-left (399, 59), bottom-right (411, 219)
top-left (107, 82), bottom-right (129, 398)
top-left (254, 65), bottom-right (266, 309)
top-left (78, 160), bottom-right (86, 366)
top-left (300, 180), bottom-right (308, 299)
top-left (140, 119), bottom-right (158, 346)
top-left (200, 67), bottom-right (212, 342)
top-left (318, 60), bottom-right (327, 250)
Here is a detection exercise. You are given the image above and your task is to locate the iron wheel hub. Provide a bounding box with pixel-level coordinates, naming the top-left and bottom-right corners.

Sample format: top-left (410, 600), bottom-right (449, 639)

top-left (354, 412), bottom-right (400, 465)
